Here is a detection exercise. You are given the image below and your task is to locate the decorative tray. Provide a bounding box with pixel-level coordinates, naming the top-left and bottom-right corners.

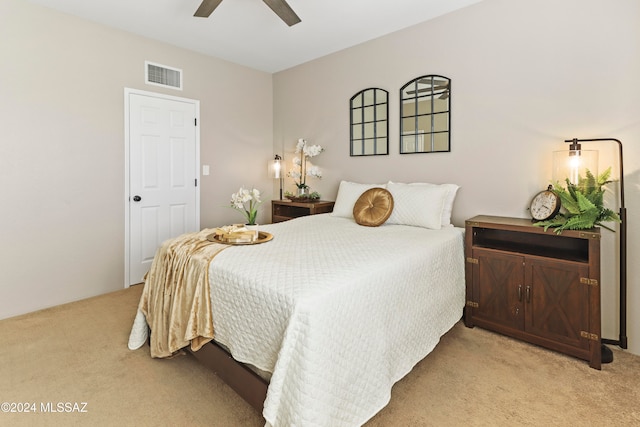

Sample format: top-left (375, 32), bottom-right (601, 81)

top-left (207, 231), bottom-right (273, 245)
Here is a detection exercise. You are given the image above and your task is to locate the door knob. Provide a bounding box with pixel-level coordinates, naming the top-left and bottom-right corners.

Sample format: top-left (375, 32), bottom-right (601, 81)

top-left (133, 195), bottom-right (142, 202)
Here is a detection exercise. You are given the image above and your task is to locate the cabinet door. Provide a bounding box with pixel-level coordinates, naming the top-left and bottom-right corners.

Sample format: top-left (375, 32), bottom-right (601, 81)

top-left (525, 257), bottom-right (590, 350)
top-left (472, 248), bottom-right (525, 331)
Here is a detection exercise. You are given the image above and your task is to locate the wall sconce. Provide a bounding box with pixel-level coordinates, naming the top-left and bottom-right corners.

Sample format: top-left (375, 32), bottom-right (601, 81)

top-left (553, 137), bottom-right (627, 361)
top-left (268, 154), bottom-right (285, 200)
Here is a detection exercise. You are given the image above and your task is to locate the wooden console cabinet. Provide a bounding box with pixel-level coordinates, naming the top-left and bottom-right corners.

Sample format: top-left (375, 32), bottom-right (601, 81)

top-left (464, 215), bottom-right (602, 369)
top-left (271, 200), bottom-right (335, 223)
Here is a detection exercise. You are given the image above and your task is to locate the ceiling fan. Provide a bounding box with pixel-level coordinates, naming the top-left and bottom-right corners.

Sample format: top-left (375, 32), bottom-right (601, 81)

top-left (194, 0), bottom-right (302, 27)
top-left (407, 79), bottom-right (450, 99)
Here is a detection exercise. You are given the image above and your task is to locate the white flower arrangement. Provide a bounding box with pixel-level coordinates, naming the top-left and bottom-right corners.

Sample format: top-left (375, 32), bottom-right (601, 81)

top-left (230, 186), bottom-right (261, 225)
top-left (288, 138), bottom-right (324, 190)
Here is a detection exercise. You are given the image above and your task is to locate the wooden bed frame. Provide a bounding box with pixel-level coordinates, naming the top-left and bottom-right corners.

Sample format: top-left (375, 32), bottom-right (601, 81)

top-left (186, 341), bottom-right (268, 413)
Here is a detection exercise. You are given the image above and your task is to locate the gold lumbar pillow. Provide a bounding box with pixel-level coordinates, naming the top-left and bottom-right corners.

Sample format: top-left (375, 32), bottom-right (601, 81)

top-left (353, 188), bottom-right (394, 227)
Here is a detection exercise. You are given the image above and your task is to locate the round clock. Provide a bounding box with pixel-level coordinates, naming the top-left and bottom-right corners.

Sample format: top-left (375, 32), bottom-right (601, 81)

top-left (530, 185), bottom-right (561, 221)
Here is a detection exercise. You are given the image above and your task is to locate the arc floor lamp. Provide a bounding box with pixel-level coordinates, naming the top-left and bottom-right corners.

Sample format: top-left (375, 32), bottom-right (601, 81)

top-left (555, 138), bottom-right (628, 361)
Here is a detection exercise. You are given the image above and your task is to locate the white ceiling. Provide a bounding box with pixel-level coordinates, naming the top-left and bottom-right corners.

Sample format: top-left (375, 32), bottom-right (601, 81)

top-left (28, 0), bottom-right (482, 73)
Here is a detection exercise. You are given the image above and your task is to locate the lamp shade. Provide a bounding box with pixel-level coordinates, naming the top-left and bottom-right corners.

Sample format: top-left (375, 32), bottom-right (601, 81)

top-left (268, 155), bottom-right (285, 179)
top-left (552, 149), bottom-right (598, 185)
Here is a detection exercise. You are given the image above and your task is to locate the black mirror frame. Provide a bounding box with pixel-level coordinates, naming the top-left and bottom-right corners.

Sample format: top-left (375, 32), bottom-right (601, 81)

top-left (349, 88), bottom-right (389, 156)
top-left (399, 75), bottom-right (451, 154)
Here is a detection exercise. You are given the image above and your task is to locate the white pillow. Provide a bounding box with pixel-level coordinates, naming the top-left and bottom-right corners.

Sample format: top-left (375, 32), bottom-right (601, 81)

top-left (331, 181), bottom-right (386, 219)
top-left (387, 181), bottom-right (459, 227)
top-left (385, 182), bottom-right (449, 229)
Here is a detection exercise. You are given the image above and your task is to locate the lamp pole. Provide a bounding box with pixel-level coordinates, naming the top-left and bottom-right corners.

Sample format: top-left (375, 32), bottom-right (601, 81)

top-left (565, 138), bottom-right (627, 350)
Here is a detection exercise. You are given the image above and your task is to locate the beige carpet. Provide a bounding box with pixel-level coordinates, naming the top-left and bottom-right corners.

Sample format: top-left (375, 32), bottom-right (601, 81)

top-left (1, 285), bottom-right (638, 426)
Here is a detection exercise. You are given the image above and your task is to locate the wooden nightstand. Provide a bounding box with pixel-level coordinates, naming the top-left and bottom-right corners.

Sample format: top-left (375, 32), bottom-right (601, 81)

top-left (271, 200), bottom-right (335, 223)
top-left (464, 215), bottom-right (602, 369)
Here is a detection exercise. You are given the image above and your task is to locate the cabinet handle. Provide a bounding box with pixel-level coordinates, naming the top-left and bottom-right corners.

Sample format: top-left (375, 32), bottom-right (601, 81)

top-left (517, 285), bottom-right (523, 302)
top-left (526, 285), bottom-right (531, 303)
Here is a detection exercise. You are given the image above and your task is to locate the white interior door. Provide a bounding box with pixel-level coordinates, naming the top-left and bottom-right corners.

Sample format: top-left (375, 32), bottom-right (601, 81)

top-left (125, 89), bottom-right (200, 286)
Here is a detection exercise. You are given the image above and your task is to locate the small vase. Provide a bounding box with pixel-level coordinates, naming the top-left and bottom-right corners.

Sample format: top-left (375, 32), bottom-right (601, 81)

top-left (297, 187), bottom-right (309, 197)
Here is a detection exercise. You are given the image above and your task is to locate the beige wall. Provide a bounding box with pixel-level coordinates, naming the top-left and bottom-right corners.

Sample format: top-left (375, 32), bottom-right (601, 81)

top-left (0, 0), bottom-right (273, 318)
top-left (273, 0), bottom-right (640, 355)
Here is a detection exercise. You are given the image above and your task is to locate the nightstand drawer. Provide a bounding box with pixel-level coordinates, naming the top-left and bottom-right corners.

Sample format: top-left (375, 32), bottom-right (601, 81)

top-left (271, 200), bottom-right (334, 223)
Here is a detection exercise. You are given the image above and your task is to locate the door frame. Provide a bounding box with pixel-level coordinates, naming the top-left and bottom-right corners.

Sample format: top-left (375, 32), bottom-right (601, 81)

top-left (123, 87), bottom-right (201, 287)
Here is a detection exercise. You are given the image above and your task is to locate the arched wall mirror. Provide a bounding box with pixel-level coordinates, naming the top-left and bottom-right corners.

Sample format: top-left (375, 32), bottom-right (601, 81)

top-left (400, 75), bottom-right (450, 154)
top-left (350, 88), bottom-right (389, 156)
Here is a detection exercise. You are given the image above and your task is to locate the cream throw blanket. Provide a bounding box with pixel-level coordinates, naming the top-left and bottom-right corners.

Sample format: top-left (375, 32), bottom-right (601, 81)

top-left (136, 229), bottom-right (227, 358)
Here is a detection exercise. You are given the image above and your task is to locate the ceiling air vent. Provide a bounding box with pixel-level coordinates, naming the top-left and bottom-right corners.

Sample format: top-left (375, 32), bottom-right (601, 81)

top-left (145, 61), bottom-right (182, 90)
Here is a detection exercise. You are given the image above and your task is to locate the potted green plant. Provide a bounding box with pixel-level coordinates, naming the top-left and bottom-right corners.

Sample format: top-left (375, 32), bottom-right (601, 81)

top-left (534, 167), bottom-right (621, 233)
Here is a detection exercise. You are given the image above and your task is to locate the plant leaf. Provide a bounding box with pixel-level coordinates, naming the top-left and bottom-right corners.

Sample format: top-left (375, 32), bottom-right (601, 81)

top-left (534, 166), bottom-right (619, 233)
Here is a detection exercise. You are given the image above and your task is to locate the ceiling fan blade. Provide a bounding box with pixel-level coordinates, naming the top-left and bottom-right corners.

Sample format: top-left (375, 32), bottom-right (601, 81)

top-left (194, 0), bottom-right (224, 18)
top-left (417, 78), bottom-right (447, 85)
top-left (406, 87), bottom-right (450, 98)
top-left (408, 87), bottom-right (437, 95)
top-left (262, 0), bottom-right (301, 26)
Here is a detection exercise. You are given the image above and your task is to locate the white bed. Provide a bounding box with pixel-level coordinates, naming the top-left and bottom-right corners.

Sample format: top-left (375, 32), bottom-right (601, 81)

top-left (130, 181), bottom-right (465, 426)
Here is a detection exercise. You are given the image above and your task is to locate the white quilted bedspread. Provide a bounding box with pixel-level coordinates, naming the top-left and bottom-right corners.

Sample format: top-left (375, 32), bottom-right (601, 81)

top-left (207, 214), bottom-right (465, 427)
